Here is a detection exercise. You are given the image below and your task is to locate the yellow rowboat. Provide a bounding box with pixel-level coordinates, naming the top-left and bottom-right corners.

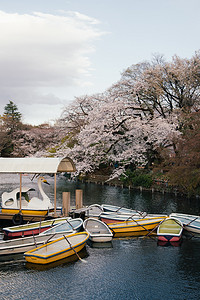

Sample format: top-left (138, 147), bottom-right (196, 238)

top-left (24, 232), bottom-right (89, 264)
top-left (108, 216), bottom-right (166, 237)
top-left (26, 247), bottom-right (88, 271)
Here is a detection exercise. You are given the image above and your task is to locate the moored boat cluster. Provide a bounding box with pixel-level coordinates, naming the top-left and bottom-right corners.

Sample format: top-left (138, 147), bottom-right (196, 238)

top-left (0, 204), bottom-right (199, 265)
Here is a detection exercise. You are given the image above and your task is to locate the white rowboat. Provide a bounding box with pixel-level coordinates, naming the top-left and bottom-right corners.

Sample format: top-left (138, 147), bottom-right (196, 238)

top-left (83, 218), bottom-right (113, 242)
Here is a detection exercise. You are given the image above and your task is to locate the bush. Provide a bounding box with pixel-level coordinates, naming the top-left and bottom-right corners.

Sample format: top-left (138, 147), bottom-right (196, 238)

top-left (121, 170), bottom-right (153, 188)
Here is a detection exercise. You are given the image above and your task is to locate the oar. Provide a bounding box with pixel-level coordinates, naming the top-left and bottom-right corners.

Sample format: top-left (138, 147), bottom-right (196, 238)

top-left (63, 235), bottom-right (87, 263)
top-left (115, 206), bottom-right (123, 213)
top-left (50, 220), bottom-right (55, 227)
top-left (127, 217), bottom-right (157, 240)
top-left (27, 217), bottom-right (35, 224)
top-left (144, 218), bottom-right (166, 237)
top-left (180, 217), bottom-right (199, 239)
top-left (32, 231), bottom-right (37, 248)
top-left (135, 210), bottom-right (146, 218)
top-left (39, 218), bottom-right (42, 234)
top-left (65, 218), bottom-right (75, 231)
top-left (126, 213), bottom-right (144, 222)
top-left (45, 233), bottom-right (56, 244)
top-left (185, 216), bottom-right (199, 226)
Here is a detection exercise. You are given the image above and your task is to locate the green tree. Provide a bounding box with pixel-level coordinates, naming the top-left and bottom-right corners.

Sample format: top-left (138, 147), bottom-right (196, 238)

top-left (2, 101), bottom-right (22, 134)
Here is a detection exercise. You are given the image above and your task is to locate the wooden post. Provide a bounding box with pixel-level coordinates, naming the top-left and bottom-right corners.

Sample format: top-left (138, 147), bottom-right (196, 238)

top-left (62, 192), bottom-right (70, 216)
top-left (54, 173), bottom-right (57, 217)
top-left (19, 173), bottom-right (22, 212)
top-left (75, 189), bottom-right (83, 209)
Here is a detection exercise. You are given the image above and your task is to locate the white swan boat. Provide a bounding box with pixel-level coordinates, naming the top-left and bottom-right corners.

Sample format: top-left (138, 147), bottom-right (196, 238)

top-left (1, 176), bottom-right (54, 218)
top-left (0, 156), bottom-right (76, 222)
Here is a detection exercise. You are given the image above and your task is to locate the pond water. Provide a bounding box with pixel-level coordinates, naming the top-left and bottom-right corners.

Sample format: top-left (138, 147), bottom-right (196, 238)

top-left (0, 174), bottom-right (200, 300)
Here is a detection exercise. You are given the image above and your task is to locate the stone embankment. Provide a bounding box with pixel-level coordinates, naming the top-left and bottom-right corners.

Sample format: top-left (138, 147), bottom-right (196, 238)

top-left (82, 174), bottom-right (180, 196)
top-left (82, 174), bottom-right (199, 199)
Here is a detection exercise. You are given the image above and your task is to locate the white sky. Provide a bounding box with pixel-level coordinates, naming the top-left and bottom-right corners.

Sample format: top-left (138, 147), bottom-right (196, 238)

top-left (0, 0), bottom-right (199, 125)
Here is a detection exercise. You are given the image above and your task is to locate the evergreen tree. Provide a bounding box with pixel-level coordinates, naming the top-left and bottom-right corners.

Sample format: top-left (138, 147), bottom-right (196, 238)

top-left (2, 101), bottom-right (22, 134)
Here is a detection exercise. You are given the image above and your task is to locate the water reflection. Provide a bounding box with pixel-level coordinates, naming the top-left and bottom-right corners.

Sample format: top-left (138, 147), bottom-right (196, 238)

top-left (1, 174), bottom-right (200, 216)
top-left (157, 239), bottom-right (183, 247)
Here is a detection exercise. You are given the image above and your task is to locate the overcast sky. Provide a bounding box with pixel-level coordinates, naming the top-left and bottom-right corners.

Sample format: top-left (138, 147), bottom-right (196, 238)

top-left (0, 0), bottom-right (199, 125)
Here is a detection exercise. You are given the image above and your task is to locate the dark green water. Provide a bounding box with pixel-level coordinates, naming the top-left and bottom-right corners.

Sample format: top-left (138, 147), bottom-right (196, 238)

top-left (1, 174), bottom-right (200, 300)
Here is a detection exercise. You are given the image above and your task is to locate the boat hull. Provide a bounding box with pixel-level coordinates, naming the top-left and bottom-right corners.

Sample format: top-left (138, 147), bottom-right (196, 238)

top-left (100, 214), bottom-right (143, 224)
top-left (108, 217), bottom-right (165, 237)
top-left (170, 213), bottom-right (200, 235)
top-left (0, 232), bottom-right (73, 256)
top-left (0, 219), bottom-right (83, 256)
top-left (24, 232), bottom-right (89, 264)
top-left (100, 213), bottom-right (167, 224)
top-left (83, 217), bottom-right (113, 243)
top-left (5, 227), bottom-right (48, 238)
top-left (25, 242), bottom-right (86, 264)
top-left (3, 217), bottom-right (71, 238)
top-left (1, 208), bottom-right (54, 216)
top-left (89, 235), bottom-right (113, 243)
top-left (157, 235), bottom-right (181, 242)
top-left (101, 204), bottom-right (144, 215)
top-left (157, 217), bottom-right (183, 242)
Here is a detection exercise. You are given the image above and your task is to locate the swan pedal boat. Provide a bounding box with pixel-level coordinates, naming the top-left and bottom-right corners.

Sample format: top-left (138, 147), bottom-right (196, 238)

top-left (24, 231), bottom-right (89, 264)
top-left (0, 218), bottom-right (83, 256)
top-left (3, 217), bottom-right (72, 238)
top-left (157, 217), bottom-right (183, 242)
top-left (1, 177), bottom-right (54, 217)
top-left (83, 217), bottom-right (113, 242)
top-left (107, 216), bottom-right (166, 237)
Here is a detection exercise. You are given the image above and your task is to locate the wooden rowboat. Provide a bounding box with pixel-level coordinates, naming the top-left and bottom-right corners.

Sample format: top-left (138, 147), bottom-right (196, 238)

top-left (24, 232), bottom-right (89, 264)
top-left (101, 204), bottom-right (145, 216)
top-left (157, 217), bottom-right (183, 242)
top-left (100, 212), bottom-right (167, 224)
top-left (170, 213), bottom-right (200, 235)
top-left (0, 218), bottom-right (83, 256)
top-left (83, 218), bottom-right (113, 242)
top-left (107, 216), bottom-right (166, 237)
top-left (100, 212), bottom-right (145, 224)
top-left (3, 217), bottom-right (71, 238)
top-left (85, 204), bottom-right (104, 218)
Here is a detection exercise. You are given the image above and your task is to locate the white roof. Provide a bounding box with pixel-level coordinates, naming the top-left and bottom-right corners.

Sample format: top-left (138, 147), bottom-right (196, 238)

top-left (0, 157), bottom-right (76, 173)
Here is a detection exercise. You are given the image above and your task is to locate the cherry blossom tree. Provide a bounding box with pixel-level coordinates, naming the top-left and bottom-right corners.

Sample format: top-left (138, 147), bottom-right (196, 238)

top-left (47, 52), bottom-right (200, 181)
top-left (115, 52), bottom-right (200, 118)
top-left (55, 93), bottom-right (180, 179)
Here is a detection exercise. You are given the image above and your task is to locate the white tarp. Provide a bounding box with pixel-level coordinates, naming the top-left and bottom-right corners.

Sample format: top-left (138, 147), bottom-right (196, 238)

top-left (0, 157), bottom-right (76, 173)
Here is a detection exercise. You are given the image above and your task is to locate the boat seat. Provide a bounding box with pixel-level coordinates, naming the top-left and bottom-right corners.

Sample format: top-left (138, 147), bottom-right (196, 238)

top-left (91, 231), bottom-right (101, 234)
